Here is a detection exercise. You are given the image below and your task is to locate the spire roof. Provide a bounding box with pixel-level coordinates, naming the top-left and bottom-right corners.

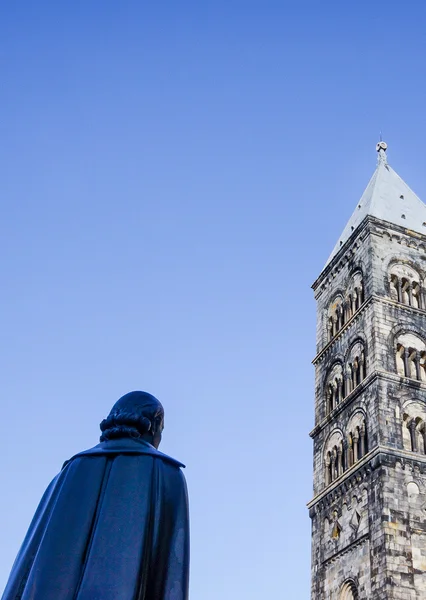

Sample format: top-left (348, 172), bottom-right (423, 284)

top-left (325, 142), bottom-right (426, 266)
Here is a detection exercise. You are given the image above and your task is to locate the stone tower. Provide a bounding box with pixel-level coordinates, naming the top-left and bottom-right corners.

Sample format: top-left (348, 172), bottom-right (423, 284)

top-left (308, 142), bottom-right (426, 599)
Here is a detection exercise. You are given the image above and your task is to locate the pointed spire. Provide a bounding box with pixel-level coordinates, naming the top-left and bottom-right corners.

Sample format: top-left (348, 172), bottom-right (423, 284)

top-left (324, 142), bottom-right (426, 267)
top-left (376, 140), bottom-right (388, 166)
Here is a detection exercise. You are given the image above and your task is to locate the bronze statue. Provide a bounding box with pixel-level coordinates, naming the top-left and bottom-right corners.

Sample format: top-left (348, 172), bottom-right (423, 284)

top-left (1, 391), bottom-right (190, 600)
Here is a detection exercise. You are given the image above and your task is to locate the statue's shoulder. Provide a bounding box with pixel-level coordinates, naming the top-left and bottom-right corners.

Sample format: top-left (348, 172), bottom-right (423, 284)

top-left (64, 439), bottom-right (185, 469)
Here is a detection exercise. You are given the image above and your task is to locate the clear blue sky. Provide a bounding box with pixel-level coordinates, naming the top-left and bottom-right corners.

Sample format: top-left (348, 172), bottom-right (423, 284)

top-left (1, 2), bottom-right (426, 598)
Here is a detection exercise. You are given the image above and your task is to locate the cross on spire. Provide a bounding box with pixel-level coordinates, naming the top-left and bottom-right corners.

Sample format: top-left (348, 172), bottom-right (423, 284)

top-left (376, 140), bottom-right (388, 165)
top-left (324, 140), bottom-right (426, 267)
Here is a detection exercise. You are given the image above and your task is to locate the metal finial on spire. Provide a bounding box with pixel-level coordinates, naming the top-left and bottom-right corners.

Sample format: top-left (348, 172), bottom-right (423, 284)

top-left (376, 140), bottom-right (388, 165)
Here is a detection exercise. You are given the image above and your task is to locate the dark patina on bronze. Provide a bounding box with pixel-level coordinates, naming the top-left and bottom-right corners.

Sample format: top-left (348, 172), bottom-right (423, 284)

top-left (2, 391), bottom-right (190, 600)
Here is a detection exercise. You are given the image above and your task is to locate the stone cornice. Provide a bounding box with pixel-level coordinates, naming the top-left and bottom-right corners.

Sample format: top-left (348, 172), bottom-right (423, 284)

top-left (310, 369), bottom-right (426, 439)
top-left (322, 533), bottom-right (369, 567)
top-left (307, 445), bottom-right (426, 514)
top-left (372, 294), bottom-right (426, 318)
top-left (307, 447), bottom-right (378, 512)
top-left (312, 215), bottom-right (426, 295)
top-left (374, 368), bottom-right (426, 392)
top-left (313, 293), bottom-right (426, 366)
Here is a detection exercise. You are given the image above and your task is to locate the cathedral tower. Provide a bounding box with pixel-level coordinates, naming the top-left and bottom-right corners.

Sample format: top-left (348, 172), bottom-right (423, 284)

top-left (309, 142), bottom-right (426, 599)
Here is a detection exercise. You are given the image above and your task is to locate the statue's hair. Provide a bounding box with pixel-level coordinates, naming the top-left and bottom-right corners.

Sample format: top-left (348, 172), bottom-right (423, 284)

top-left (99, 391), bottom-right (164, 442)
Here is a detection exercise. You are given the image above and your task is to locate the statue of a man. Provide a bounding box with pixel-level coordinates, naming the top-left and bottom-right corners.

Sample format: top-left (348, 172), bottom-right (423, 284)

top-left (2, 391), bottom-right (190, 600)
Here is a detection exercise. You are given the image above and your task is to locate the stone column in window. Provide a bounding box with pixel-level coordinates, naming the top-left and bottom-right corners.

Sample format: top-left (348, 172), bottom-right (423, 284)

top-left (333, 381), bottom-right (339, 405)
top-left (407, 349), bottom-right (417, 379)
top-left (355, 288), bottom-right (360, 311)
top-left (351, 293), bottom-right (356, 315)
top-left (345, 371), bottom-right (352, 396)
top-left (409, 420), bottom-right (418, 452)
top-left (338, 378), bottom-right (344, 402)
top-left (353, 431), bottom-right (359, 462)
top-left (402, 280), bottom-right (409, 304)
top-left (328, 318), bottom-right (333, 342)
top-left (326, 390), bottom-right (331, 415)
top-left (331, 449), bottom-right (336, 482)
top-left (343, 439), bottom-right (348, 472)
top-left (359, 283), bottom-right (364, 304)
top-left (360, 351), bottom-right (365, 380)
top-left (325, 455), bottom-right (331, 486)
top-left (397, 278), bottom-right (402, 303)
top-left (414, 351), bottom-right (421, 381)
top-left (360, 423), bottom-right (366, 458)
top-left (403, 347), bottom-right (410, 378)
top-left (408, 283), bottom-right (414, 307)
top-left (348, 435), bottom-right (354, 468)
top-left (332, 315), bottom-right (338, 337)
top-left (336, 306), bottom-right (342, 330)
top-left (351, 358), bottom-right (358, 390)
top-left (412, 283), bottom-right (420, 308)
top-left (420, 354), bottom-right (426, 382)
top-left (345, 297), bottom-right (352, 320)
top-left (422, 429), bottom-right (426, 454)
top-left (337, 446), bottom-right (343, 477)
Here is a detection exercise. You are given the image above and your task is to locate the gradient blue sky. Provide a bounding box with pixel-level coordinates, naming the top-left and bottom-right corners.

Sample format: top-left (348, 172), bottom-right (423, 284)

top-left (1, 2), bottom-right (426, 598)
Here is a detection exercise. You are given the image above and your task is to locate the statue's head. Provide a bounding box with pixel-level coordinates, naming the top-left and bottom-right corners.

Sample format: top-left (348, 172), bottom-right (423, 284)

top-left (100, 391), bottom-right (165, 449)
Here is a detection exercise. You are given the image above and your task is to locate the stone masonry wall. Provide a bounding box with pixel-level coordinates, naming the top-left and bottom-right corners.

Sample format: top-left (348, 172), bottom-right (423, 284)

top-left (310, 216), bottom-right (426, 598)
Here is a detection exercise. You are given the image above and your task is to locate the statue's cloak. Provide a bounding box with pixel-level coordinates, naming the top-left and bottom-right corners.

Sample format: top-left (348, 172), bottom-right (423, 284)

top-left (2, 439), bottom-right (189, 600)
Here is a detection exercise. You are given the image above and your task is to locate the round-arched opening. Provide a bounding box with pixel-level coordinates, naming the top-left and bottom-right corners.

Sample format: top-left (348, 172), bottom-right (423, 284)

top-left (340, 580), bottom-right (358, 600)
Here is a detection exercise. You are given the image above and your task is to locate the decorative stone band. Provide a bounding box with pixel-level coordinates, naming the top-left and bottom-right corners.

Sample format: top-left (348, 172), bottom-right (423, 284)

top-left (321, 533), bottom-right (369, 568)
top-left (307, 444), bottom-right (426, 517)
top-left (311, 368), bottom-right (426, 439)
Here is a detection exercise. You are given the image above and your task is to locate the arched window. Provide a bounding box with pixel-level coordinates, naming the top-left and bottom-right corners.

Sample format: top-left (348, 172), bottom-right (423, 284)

top-left (328, 316), bottom-right (334, 342)
top-left (403, 413), bottom-right (413, 452)
top-left (408, 348), bottom-right (418, 379)
top-left (395, 334), bottom-right (426, 381)
top-left (403, 407), bottom-right (426, 454)
top-left (413, 281), bottom-right (421, 308)
top-left (388, 263), bottom-right (422, 308)
top-left (354, 286), bottom-right (363, 311)
top-left (346, 341), bottom-right (366, 393)
top-left (326, 384), bottom-right (335, 414)
top-left (324, 431), bottom-right (344, 487)
top-left (323, 419), bottom-right (367, 488)
top-left (346, 413), bottom-right (367, 468)
top-left (345, 294), bottom-right (353, 320)
top-left (390, 274), bottom-right (399, 301)
top-left (346, 272), bottom-right (364, 318)
top-left (417, 420), bottom-right (426, 454)
top-left (401, 278), bottom-right (410, 305)
top-left (328, 295), bottom-right (344, 341)
top-left (327, 275), bottom-right (365, 344)
top-left (396, 344), bottom-right (405, 376)
top-left (340, 580), bottom-right (358, 600)
top-left (325, 363), bottom-right (344, 416)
